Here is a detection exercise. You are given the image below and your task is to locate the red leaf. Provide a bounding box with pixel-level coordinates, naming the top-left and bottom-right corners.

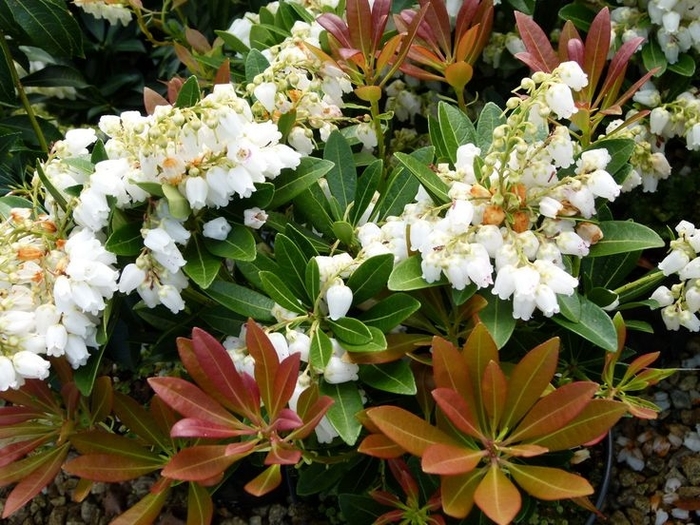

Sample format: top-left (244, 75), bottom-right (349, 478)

top-left (595, 36), bottom-right (645, 109)
top-left (63, 454), bottom-right (163, 482)
top-left (346, 0), bottom-right (373, 57)
top-left (0, 379), bottom-right (58, 413)
top-left (507, 382), bottom-right (598, 443)
top-left (113, 391), bottom-right (170, 450)
top-left (0, 406), bottom-right (43, 425)
top-left (69, 431), bottom-right (163, 462)
top-left (189, 328), bottom-right (257, 420)
top-left (264, 442), bottom-right (302, 465)
top-left (271, 353), bottom-right (302, 421)
top-left (289, 386), bottom-right (334, 440)
top-left (2, 444), bottom-right (68, 518)
top-left (245, 320), bottom-right (281, 418)
top-left (432, 388), bottom-right (483, 440)
top-left (147, 377), bottom-right (238, 429)
top-left (143, 87), bottom-right (169, 115)
top-left (317, 13), bottom-right (352, 49)
top-left (474, 465), bottom-right (521, 525)
top-left (583, 7), bottom-right (611, 95)
top-left (422, 443), bottom-right (486, 475)
top-left (89, 376), bottom-right (113, 426)
top-left (0, 435), bottom-right (52, 468)
top-left (514, 12), bottom-right (558, 72)
top-left (481, 360), bottom-right (507, 432)
top-left (171, 418), bottom-right (254, 439)
top-left (162, 445), bottom-right (245, 482)
top-left (270, 408), bottom-right (303, 433)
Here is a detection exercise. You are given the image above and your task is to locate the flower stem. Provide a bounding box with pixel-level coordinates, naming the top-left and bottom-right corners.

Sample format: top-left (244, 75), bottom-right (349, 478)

top-left (0, 30), bottom-right (48, 153)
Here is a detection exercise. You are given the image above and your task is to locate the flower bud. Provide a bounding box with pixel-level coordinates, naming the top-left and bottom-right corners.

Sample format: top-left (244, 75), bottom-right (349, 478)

top-left (325, 282), bottom-right (353, 320)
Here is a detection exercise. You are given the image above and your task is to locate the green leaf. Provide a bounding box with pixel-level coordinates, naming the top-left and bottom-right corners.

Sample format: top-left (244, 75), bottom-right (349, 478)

top-left (507, 0), bottom-right (535, 15)
top-left (478, 297), bottom-right (516, 349)
top-left (73, 343), bottom-right (107, 397)
top-left (205, 279), bottom-right (276, 321)
top-left (338, 494), bottom-right (385, 525)
top-left (20, 65), bottom-right (88, 88)
top-left (203, 224), bottom-right (256, 261)
top-left (350, 159), bottom-right (382, 225)
top-left (259, 271), bottom-right (306, 313)
top-left (667, 53), bottom-right (696, 77)
top-left (183, 235), bottom-right (221, 289)
top-left (310, 327), bottom-right (333, 370)
top-left (175, 76), bottom-right (201, 108)
top-left (332, 220), bottom-right (355, 247)
top-left (245, 48), bottom-right (271, 84)
top-left (0, 195), bottom-right (33, 218)
top-left (346, 253), bottom-right (394, 305)
top-left (214, 30), bottom-right (250, 54)
top-left (105, 222), bottom-right (142, 256)
top-left (324, 131), bottom-right (356, 217)
top-left (476, 101), bottom-right (505, 152)
top-left (437, 101), bottom-right (477, 164)
top-left (274, 233), bottom-right (311, 301)
top-left (395, 150), bottom-right (450, 206)
top-left (5, 0), bottom-right (83, 57)
top-left (641, 40), bottom-right (667, 77)
top-left (552, 295), bottom-right (617, 351)
top-left (582, 250), bottom-right (641, 289)
top-left (557, 3), bottom-right (596, 31)
top-left (320, 381), bottom-right (364, 445)
top-left (91, 139), bottom-right (108, 164)
top-left (388, 255), bottom-right (446, 291)
top-left (327, 317), bottom-right (373, 345)
top-left (374, 163), bottom-right (419, 221)
top-left (557, 292), bottom-right (581, 322)
top-left (588, 221), bottom-right (664, 257)
top-left (338, 326), bottom-right (387, 353)
top-left (269, 157), bottom-right (333, 209)
top-left (357, 293), bottom-right (421, 332)
top-left (359, 360), bottom-right (416, 395)
top-left (297, 462), bottom-right (351, 496)
top-left (162, 183), bottom-right (191, 220)
top-left (293, 182), bottom-right (335, 236)
top-left (591, 138), bottom-right (634, 176)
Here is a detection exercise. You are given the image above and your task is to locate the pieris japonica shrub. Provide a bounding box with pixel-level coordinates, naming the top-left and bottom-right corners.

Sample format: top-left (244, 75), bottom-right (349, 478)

top-left (0, 0), bottom-right (695, 523)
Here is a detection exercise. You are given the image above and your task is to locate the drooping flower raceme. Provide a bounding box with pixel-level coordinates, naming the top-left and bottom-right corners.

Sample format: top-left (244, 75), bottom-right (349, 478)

top-left (0, 209), bottom-right (118, 390)
top-left (357, 62), bottom-right (622, 320)
top-left (650, 220), bottom-right (700, 331)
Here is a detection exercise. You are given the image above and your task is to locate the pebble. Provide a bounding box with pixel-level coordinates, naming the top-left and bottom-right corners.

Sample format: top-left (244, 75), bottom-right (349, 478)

top-left (680, 454), bottom-right (700, 485)
top-left (672, 389), bottom-right (693, 409)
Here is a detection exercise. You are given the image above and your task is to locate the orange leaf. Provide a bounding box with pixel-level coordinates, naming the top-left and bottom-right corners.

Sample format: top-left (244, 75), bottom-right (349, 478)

top-left (143, 87), bottom-right (169, 115)
top-left (246, 320), bottom-right (281, 418)
top-left (463, 323), bottom-right (498, 427)
top-left (89, 376), bottom-right (113, 426)
top-left (366, 406), bottom-right (455, 456)
top-left (185, 27), bottom-right (211, 53)
top-left (358, 433), bottom-right (405, 458)
top-left (110, 487), bottom-right (171, 525)
top-left (187, 482), bottom-right (214, 525)
top-left (0, 435), bottom-right (52, 468)
top-left (431, 336), bottom-right (473, 404)
top-left (481, 360), bottom-right (506, 432)
top-left (214, 59), bottom-right (230, 85)
top-left (474, 465), bottom-right (521, 525)
top-left (432, 388), bottom-right (484, 440)
top-left (271, 353), bottom-right (301, 420)
top-left (244, 464), bottom-right (282, 496)
top-left (507, 381), bottom-right (598, 443)
top-left (501, 337), bottom-right (559, 429)
top-left (1, 443), bottom-right (68, 518)
top-left (69, 431), bottom-right (163, 462)
top-left (529, 399), bottom-right (627, 451)
top-left (422, 443), bottom-right (486, 475)
top-left (63, 454), bottom-right (163, 482)
top-left (0, 442), bottom-right (63, 488)
top-left (161, 445), bottom-right (247, 482)
top-left (508, 463), bottom-right (594, 500)
top-left (0, 406), bottom-right (43, 425)
top-left (441, 469), bottom-right (482, 518)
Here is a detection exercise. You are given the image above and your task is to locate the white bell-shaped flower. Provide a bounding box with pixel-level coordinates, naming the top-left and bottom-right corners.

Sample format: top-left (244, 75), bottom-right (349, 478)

top-left (325, 281), bottom-right (353, 320)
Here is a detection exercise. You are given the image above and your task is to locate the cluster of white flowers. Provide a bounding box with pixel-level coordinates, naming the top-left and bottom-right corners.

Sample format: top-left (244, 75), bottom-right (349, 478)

top-left (650, 220), bottom-right (700, 331)
top-left (39, 84), bottom-right (301, 314)
top-left (611, 0), bottom-right (700, 64)
top-left (0, 209), bottom-right (118, 390)
top-left (72, 0), bottom-right (132, 26)
top-left (604, 115), bottom-right (672, 192)
top-left (240, 16), bottom-right (353, 155)
top-left (645, 87), bottom-right (700, 151)
top-left (358, 62), bottom-right (623, 320)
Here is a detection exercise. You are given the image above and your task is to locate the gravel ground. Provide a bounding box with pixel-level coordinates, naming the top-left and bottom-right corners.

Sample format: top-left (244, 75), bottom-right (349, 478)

top-left (2, 339), bottom-right (699, 525)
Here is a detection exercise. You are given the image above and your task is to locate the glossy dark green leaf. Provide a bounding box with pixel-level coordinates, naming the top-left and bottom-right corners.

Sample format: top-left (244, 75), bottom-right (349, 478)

top-left (259, 271), bottom-right (307, 313)
top-left (205, 280), bottom-right (276, 322)
top-left (667, 53), bottom-right (696, 77)
top-left (0, 43), bottom-right (16, 104)
top-left (437, 101), bottom-right (477, 164)
top-left (641, 40), bottom-right (667, 77)
top-left (269, 157), bottom-right (333, 208)
top-left (324, 131), bottom-right (356, 216)
top-left (346, 253), bottom-right (394, 305)
top-left (332, 220), bottom-right (355, 247)
top-left (203, 224), bottom-right (256, 261)
top-left (557, 292), bottom-right (581, 323)
top-left (105, 222), bottom-right (142, 256)
top-left (357, 293), bottom-right (421, 332)
top-left (310, 327), bottom-right (333, 370)
top-left (388, 255), bottom-right (446, 291)
top-left (236, 253), bottom-right (279, 290)
top-left (4, 0), bottom-right (83, 57)
top-left (478, 297), bottom-right (516, 349)
top-left (245, 48), bottom-right (271, 83)
top-left (328, 317), bottom-right (373, 346)
top-left (557, 3), bottom-right (596, 31)
top-left (350, 159), bottom-right (382, 225)
top-left (553, 295), bottom-right (617, 351)
top-left (305, 258), bottom-right (320, 304)
top-left (20, 65), bottom-right (88, 88)
top-left (274, 233), bottom-right (310, 300)
top-left (183, 235), bottom-right (221, 289)
top-left (338, 326), bottom-right (386, 353)
top-left (476, 101), bottom-right (505, 152)
top-left (588, 221), bottom-right (664, 257)
top-left (337, 494), bottom-right (385, 525)
top-left (395, 150), bottom-right (449, 206)
top-left (320, 380), bottom-right (364, 445)
top-left (293, 182), bottom-right (335, 236)
top-left (174, 76), bottom-right (201, 108)
top-left (359, 360), bottom-right (416, 395)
